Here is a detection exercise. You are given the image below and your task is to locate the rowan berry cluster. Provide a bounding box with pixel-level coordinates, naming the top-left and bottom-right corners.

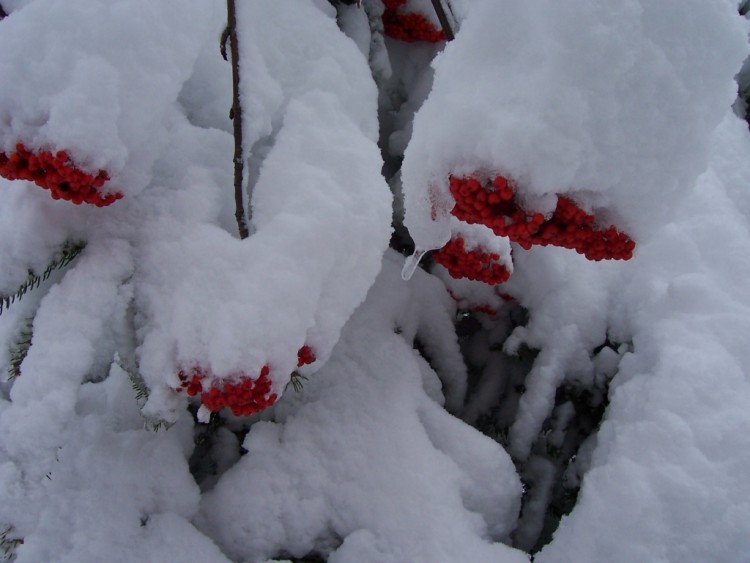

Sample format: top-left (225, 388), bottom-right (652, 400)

top-left (177, 365), bottom-right (277, 417)
top-left (471, 304), bottom-right (497, 316)
top-left (176, 345), bottom-right (316, 417)
top-left (0, 144), bottom-right (120, 206)
top-left (382, 0), bottom-right (446, 43)
top-left (433, 235), bottom-right (511, 284)
top-left (297, 344), bottom-right (316, 367)
top-left (448, 175), bottom-right (635, 261)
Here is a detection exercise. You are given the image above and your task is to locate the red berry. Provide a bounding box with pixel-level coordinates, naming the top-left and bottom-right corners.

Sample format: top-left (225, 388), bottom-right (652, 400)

top-left (382, 4), bottom-right (446, 43)
top-left (297, 345), bottom-right (316, 367)
top-left (0, 145), bottom-right (120, 206)
top-left (174, 364), bottom-right (281, 417)
top-left (433, 236), bottom-right (511, 285)
top-left (446, 174), bottom-right (635, 262)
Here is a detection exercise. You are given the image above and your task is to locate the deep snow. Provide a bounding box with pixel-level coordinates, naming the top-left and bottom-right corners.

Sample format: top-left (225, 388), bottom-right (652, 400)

top-left (0, 0), bottom-right (748, 561)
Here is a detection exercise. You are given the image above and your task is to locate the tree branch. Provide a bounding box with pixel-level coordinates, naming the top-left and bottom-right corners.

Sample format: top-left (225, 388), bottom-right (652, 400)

top-left (0, 4), bottom-right (8, 20)
top-left (226, 0), bottom-right (249, 239)
top-left (430, 0), bottom-right (454, 41)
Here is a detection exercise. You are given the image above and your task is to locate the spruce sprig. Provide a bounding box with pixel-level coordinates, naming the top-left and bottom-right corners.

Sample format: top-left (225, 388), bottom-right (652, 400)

top-left (7, 320), bottom-right (32, 380)
top-left (289, 371), bottom-right (307, 393)
top-left (0, 525), bottom-right (23, 562)
top-left (0, 241), bottom-right (86, 316)
top-left (115, 355), bottom-right (149, 404)
top-left (114, 356), bottom-right (173, 432)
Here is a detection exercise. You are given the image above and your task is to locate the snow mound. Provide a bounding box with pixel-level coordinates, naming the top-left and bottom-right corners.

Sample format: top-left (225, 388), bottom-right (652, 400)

top-left (402, 0), bottom-right (748, 251)
top-left (198, 252), bottom-right (527, 562)
top-left (538, 112), bottom-right (750, 562)
top-left (136, 0), bottom-right (392, 420)
top-left (0, 0), bottom-right (213, 198)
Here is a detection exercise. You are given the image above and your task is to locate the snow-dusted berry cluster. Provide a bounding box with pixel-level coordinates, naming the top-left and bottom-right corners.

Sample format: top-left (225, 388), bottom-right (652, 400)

top-left (176, 345), bottom-right (317, 417)
top-left (382, 0), bottom-right (446, 43)
top-left (449, 175), bottom-right (635, 261)
top-left (433, 235), bottom-right (511, 284)
top-left (0, 144), bottom-right (120, 206)
top-left (178, 366), bottom-right (277, 417)
top-left (297, 344), bottom-right (316, 367)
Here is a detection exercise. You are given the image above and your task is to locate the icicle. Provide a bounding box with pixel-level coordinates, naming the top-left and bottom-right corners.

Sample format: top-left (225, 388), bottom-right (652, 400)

top-left (401, 248), bottom-right (426, 280)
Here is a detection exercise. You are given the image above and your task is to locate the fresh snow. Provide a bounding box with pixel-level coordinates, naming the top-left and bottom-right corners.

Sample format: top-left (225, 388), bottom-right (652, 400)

top-left (197, 253), bottom-right (524, 563)
top-left (0, 0), bottom-right (748, 561)
top-left (402, 0), bottom-right (748, 249)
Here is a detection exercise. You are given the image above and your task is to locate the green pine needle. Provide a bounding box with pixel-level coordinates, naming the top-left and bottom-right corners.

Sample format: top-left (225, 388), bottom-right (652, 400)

top-left (0, 241), bottom-right (86, 317)
top-left (129, 372), bottom-right (149, 403)
top-left (114, 357), bottom-right (174, 432)
top-left (289, 371), bottom-right (307, 393)
top-left (7, 320), bottom-right (33, 380)
top-left (115, 356), bottom-right (149, 404)
top-left (0, 525), bottom-right (23, 562)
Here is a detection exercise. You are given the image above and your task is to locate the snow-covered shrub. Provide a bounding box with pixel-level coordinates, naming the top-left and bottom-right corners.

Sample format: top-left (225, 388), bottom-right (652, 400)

top-left (0, 0), bottom-right (749, 561)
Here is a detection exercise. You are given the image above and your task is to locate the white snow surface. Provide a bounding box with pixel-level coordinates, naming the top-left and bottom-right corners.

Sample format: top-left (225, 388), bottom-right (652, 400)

top-left (198, 253), bottom-right (525, 563)
top-left (402, 0), bottom-right (749, 250)
top-left (134, 0), bottom-right (392, 414)
top-left (0, 0), bottom-right (749, 561)
top-left (0, 0), bottom-right (214, 197)
top-left (535, 113), bottom-right (750, 562)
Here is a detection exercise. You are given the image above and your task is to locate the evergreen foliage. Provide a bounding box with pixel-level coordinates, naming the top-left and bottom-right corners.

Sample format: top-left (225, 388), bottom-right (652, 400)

top-left (0, 241), bottom-right (86, 316)
top-left (6, 319), bottom-right (32, 380)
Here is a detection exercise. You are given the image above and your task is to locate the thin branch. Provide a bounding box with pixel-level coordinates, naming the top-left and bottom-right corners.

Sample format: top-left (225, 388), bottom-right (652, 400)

top-left (220, 26), bottom-right (230, 61)
top-left (430, 0), bottom-right (454, 41)
top-left (227, 0), bottom-right (249, 239)
top-left (0, 5), bottom-right (7, 21)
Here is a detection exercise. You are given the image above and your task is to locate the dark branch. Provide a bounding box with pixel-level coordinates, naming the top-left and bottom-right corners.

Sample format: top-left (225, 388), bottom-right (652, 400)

top-left (220, 25), bottom-right (230, 61)
top-left (0, 4), bottom-right (8, 20)
top-left (226, 0), bottom-right (249, 239)
top-left (430, 0), bottom-right (454, 41)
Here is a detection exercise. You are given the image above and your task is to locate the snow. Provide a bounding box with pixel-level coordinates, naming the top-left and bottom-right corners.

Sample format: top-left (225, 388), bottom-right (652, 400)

top-left (0, 363), bottom-right (228, 563)
top-left (197, 253), bottom-right (524, 562)
top-left (135, 0), bottom-right (392, 418)
top-left (402, 0), bottom-right (748, 251)
top-left (536, 113), bottom-right (750, 562)
top-left (0, 0), bottom-right (749, 561)
top-left (0, 0), bottom-right (214, 197)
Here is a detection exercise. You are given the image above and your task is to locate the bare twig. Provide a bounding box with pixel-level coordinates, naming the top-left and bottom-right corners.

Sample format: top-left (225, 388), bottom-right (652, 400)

top-left (220, 25), bottom-right (230, 61)
top-left (0, 4), bottom-right (7, 20)
top-left (226, 0), bottom-right (249, 239)
top-left (430, 0), bottom-right (454, 41)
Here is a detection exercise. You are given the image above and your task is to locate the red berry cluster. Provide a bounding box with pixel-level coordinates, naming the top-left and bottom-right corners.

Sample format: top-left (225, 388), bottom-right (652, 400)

top-left (448, 175), bottom-right (635, 261)
top-left (297, 344), bottom-right (316, 367)
top-left (433, 235), bottom-right (511, 284)
top-left (382, 0), bottom-right (446, 43)
top-left (176, 345), bottom-right (316, 417)
top-left (471, 304), bottom-right (497, 316)
top-left (0, 143), bottom-right (120, 206)
top-left (177, 365), bottom-right (277, 417)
